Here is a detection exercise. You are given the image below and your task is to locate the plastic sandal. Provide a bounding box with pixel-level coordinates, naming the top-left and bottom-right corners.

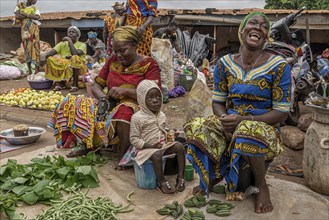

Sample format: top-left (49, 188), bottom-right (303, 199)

top-left (69, 87), bottom-right (79, 92)
top-left (175, 176), bottom-right (185, 192)
top-left (157, 181), bottom-right (175, 194)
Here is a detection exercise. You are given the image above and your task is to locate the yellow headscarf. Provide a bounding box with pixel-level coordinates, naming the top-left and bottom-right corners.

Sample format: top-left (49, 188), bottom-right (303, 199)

top-left (112, 26), bottom-right (142, 43)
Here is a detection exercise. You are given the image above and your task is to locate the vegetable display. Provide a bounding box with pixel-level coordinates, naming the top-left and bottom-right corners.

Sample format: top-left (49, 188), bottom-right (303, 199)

top-left (0, 152), bottom-right (106, 219)
top-left (35, 190), bottom-right (134, 220)
top-left (0, 88), bottom-right (64, 111)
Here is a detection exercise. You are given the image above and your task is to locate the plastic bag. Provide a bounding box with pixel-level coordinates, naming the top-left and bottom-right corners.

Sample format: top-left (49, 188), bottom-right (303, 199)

top-left (0, 65), bottom-right (22, 80)
top-left (186, 71), bottom-right (213, 122)
top-left (151, 38), bottom-right (175, 90)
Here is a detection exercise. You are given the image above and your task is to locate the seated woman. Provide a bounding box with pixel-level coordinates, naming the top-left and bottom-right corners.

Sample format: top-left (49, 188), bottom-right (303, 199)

top-left (40, 26), bottom-right (87, 92)
top-left (48, 26), bottom-right (161, 170)
top-left (184, 12), bottom-right (292, 213)
top-left (86, 31), bottom-right (107, 63)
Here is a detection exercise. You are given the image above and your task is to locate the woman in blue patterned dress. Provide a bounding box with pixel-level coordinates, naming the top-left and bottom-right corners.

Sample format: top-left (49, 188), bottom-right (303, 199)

top-left (184, 12), bottom-right (292, 214)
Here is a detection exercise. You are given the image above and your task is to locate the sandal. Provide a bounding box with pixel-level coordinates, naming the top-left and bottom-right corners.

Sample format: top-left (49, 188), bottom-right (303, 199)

top-left (66, 146), bottom-right (90, 158)
top-left (157, 181), bottom-right (175, 194)
top-left (53, 85), bottom-right (63, 91)
top-left (69, 86), bottom-right (79, 92)
top-left (175, 176), bottom-right (185, 192)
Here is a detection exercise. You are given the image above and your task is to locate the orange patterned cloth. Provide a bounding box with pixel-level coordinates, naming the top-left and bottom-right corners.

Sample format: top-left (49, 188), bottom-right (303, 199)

top-left (125, 15), bottom-right (152, 56)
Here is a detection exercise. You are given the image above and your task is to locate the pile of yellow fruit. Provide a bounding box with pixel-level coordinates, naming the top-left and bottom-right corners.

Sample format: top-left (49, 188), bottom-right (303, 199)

top-left (0, 88), bottom-right (65, 111)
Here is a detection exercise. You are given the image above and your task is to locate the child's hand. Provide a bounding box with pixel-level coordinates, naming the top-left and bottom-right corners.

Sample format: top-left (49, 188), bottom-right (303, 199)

top-left (152, 142), bottom-right (162, 149)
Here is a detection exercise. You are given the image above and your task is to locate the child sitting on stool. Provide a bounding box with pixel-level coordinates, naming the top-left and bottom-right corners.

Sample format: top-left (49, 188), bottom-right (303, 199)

top-left (130, 80), bottom-right (186, 194)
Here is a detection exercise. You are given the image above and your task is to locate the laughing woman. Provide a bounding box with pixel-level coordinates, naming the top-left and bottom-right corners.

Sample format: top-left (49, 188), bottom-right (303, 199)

top-left (120, 0), bottom-right (158, 56)
top-left (185, 12), bottom-right (292, 213)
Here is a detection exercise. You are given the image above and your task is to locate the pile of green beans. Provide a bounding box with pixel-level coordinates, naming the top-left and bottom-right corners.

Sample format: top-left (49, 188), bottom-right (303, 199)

top-left (35, 191), bottom-right (134, 220)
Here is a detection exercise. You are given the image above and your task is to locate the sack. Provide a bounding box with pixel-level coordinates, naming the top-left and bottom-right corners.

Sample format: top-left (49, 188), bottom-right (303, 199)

top-left (0, 65), bottom-right (22, 80)
top-left (186, 72), bottom-right (213, 122)
top-left (151, 38), bottom-right (175, 90)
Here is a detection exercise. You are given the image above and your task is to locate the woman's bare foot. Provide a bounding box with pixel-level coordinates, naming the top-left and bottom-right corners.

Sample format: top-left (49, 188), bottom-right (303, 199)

top-left (192, 177), bottom-right (223, 195)
top-left (255, 184), bottom-right (273, 213)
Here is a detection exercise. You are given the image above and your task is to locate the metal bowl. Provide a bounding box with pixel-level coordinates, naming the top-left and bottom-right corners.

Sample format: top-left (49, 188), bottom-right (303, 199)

top-left (0, 127), bottom-right (46, 145)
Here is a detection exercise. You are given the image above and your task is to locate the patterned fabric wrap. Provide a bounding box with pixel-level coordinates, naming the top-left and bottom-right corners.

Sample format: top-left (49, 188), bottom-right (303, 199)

top-left (45, 55), bottom-right (87, 82)
top-left (104, 16), bottom-right (121, 55)
top-left (185, 115), bottom-right (226, 195)
top-left (125, 0), bottom-right (158, 17)
top-left (212, 54), bottom-right (292, 115)
top-left (225, 120), bottom-right (284, 192)
top-left (48, 96), bottom-right (96, 149)
top-left (48, 96), bottom-right (139, 150)
top-left (186, 118), bottom-right (284, 195)
top-left (125, 15), bottom-right (153, 56)
top-left (20, 16), bottom-right (40, 65)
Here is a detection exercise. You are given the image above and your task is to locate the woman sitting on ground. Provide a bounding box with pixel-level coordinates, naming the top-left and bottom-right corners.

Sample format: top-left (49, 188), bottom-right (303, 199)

top-left (40, 26), bottom-right (87, 92)
top-left (184, 12), bottom-right (292, 213)
top-left (86, 31), bottom-right (107, 63)
top-left (48, 26), bottom-right (161, 170)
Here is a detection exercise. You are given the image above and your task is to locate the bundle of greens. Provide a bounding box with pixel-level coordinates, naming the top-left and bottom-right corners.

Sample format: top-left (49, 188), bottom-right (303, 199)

top-left (0, 152), bottom-right (106, 219)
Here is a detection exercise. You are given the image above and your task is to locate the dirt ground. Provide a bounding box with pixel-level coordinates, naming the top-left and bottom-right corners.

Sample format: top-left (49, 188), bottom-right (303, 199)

top-left (0, 77), bottom-right (306, 187)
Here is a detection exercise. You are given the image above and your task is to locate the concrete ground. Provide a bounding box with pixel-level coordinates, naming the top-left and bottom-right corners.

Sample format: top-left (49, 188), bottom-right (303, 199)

top-left (1, 78), bottom-right (329, 219)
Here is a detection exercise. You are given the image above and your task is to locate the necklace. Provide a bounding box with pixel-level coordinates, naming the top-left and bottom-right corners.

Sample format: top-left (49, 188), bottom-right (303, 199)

top-left (240, 52), bottom-right (263, 72)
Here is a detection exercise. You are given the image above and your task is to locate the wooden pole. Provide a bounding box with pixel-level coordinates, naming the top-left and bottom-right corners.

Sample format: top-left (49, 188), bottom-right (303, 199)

top-left (305, 18), bottom-right (310, 46)
top-left (54, 30), bottom-right (59, 46)
top-left (213, 25), bottom-right (217, 61)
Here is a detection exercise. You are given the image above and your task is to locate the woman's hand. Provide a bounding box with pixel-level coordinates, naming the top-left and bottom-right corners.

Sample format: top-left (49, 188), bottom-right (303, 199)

top-left (137, 25), bottom-right (146, 36)
top-left (40, 54), bottom-right (46, 66)
top-left (62, 36), bottom-right (72, 43)
top-left (219, 114), bottom-right (242, 133)
top-left (108, 87), bottom-right (126, 99)
top-left (152, 142), bottom-right (163, 149)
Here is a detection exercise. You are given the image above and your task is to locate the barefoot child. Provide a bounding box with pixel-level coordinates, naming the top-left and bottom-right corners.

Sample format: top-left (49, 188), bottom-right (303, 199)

top-left (130, 80), bottom-right (186, 194)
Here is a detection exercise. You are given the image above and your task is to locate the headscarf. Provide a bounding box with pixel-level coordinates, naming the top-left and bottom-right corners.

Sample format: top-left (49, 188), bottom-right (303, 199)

top-left (112, 2), bottom-right (125, 11)
top-left (112, 26), bottom-right (142, 43)
top-left (68, 26), bottom-right (81, 39)
top-left (238, 12), bottom-right (271, 45)
top-left (87, 31), bottom-right (98, 39)
top-left (137, 80), bottom-right (162, 114)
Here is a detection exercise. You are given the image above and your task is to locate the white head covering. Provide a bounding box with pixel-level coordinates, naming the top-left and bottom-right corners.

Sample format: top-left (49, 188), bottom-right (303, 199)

top-left (68, 26), bottom-right (81, 39)
top-left (136, 80), bottom-right (162, 115)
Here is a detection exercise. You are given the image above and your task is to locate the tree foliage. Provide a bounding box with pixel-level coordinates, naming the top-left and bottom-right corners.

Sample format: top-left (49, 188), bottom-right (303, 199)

top-left (265, 0), bottom-right (329, 10)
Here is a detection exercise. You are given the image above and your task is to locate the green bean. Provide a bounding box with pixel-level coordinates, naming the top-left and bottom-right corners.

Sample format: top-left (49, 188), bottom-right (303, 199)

top-left (35, 190), bottom-right (134, 220)
top-left (126, 190), bottom-right (135, 203)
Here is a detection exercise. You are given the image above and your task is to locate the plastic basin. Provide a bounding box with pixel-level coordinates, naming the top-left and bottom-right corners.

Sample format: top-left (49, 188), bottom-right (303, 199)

top-left (27, 79), bottom-right (53, 90)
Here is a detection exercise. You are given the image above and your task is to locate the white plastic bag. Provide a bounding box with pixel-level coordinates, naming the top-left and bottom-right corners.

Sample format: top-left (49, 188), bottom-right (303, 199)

top-left (0, 65), bottom-right (22, 80)
top-left (186, 72), bottom-right (213, 122)
top-left (151, 38), bottom-right (175, 90)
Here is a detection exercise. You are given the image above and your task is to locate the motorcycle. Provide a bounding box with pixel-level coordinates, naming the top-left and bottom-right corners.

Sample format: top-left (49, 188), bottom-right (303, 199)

top-left (265, 7), bottom-right (316, 126)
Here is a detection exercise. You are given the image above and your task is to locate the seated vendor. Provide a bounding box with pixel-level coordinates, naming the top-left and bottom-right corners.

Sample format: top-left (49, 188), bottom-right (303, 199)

top-left (86, 31), bottom-right (107, 64)
top-left (40, 26), bottom-right (87, 92)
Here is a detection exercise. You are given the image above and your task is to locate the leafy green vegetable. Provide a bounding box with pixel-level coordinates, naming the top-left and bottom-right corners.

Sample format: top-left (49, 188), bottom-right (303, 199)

top-left (0, 152), bottom-right (107, 219)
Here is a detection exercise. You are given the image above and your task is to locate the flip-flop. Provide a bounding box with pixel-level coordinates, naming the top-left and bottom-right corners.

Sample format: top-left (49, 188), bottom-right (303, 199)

top-left (53, 85), bottom-right (63, 91)
top-left (69, 87), bottom-right (79, 92)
